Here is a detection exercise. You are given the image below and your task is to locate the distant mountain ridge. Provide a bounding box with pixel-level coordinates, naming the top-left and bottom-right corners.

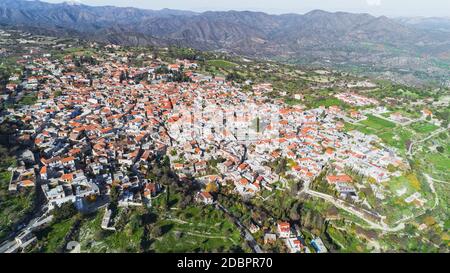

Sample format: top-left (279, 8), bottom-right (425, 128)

top-left (1, 0), bottom-right (450, 86)
top-left (397, 17), bottom-right (450, 33)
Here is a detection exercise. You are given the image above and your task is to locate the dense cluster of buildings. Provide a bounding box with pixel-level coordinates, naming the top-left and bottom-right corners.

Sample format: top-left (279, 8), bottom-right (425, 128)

top-left (165, 84), bottom-right (406, 200)
top-left (1, 43), bottom-right (412, 253)
top-left (3, 45), bottom-right (407, 213)
top-left (335, 92), bottom-right (379, 106)
top-left (263, 221), bottom-right (328, 253)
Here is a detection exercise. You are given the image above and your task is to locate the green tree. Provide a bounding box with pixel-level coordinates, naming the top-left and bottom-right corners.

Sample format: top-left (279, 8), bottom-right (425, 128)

top-left (387, 164), bottom-right (397, 172)
top-left (256, 117), bottom-right (260, 133)
top-left (52, 202), bottom-right (77, 222)
top-left (119, 71), bottom-right (126, 83)
top-left (110, 185), bottom-right (120, 204)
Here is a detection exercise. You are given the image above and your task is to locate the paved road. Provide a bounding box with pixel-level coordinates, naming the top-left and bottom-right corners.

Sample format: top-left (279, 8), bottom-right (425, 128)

top-left (298, 118), bottom-right (448, 233)
top-left (424, 174), bottom-right (439, 209)
top-left (0, 206), bottom-right (51, 253)
top-left (306, 189), bottom-right (404, 232)
top-left (302, 130), bottom-right (448, 233)
top-left (300, 175), bottom-right (406, 232)
top-left (0, 240), bottom-right (17, 253)
top-left (407, 128), bottom-right (447, 157)
top-left (429, 178), bottom-right (450, 185)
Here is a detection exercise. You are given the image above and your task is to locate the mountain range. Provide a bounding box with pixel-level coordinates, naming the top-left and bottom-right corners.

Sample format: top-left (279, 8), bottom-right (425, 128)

top-left (397, 17), bottom-right (450, 33)
top-left (1, 0), bottom-right (450, 86)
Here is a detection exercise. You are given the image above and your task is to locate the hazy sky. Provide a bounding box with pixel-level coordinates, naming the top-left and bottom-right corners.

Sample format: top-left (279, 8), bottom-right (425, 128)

top-left (43, 0), bottom-right (450, 17)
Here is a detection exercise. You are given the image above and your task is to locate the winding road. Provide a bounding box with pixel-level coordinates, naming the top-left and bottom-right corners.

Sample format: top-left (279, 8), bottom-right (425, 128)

top-left (0, 204), bottom-right (52, 253)
top-left (407, 128), bottom-right (447, 157)
top-left (301, 124), bottom-right (448, 233)
top-left (304, 187), bottom-right (405, 232)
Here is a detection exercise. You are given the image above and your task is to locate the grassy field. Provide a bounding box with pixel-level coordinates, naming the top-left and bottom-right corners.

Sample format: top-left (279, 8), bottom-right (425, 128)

top-left (18, 94), bottom-right (38, 106)
top-left (63, 47), bottom-right (96, 56)
top-left (414, 134), bottom-right (450, 181)
top-left (325, 224), bottom-right (369, 253)
top-left (425, 154), bottom-right (450, 172)
top-left (206, 60), bottom-right (238, 70)
top-left (430, 182), bottom-right (450, 246)
top-left (379, 173), bottom-right (436, 224)
top-left (308, 97), bottom-right (346, 108)
top-left (377, 129), bottom-right (413, 153)
top-left (299, 75), bottom-right (335, 83)
top-left (410, 121), bottom-right (439, 134)
top-left (150, 184), bottom-right (241, 253)
top-left (77, 185), bottom-right (243, 253)
top-left (0, 171), bottom-right (35, 241)
top-left (284, 97), bottom-right (303, 106)
top-left (34, 218), bottom-right (76, 253)
top-left (346, 116), bottom-right (412, 154)
top-left (151, 206), bottom-right (242, 253)
top-left (78, 208), bottom-right (144, 253)
top-left (360, 115), bottom-right (395, 130)
top-left (421, 152), bottom-right (450, 181)
top-left (388, 109), bottom-right (421, 119)
top-left (387, 174), bottom-right (422, 196)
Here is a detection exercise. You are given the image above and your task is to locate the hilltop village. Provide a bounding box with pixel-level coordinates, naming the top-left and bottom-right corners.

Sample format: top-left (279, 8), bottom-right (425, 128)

top-left (2, 43), bottom-right (406, 252)
top-left (1, 30), bottom-right (449, 253)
